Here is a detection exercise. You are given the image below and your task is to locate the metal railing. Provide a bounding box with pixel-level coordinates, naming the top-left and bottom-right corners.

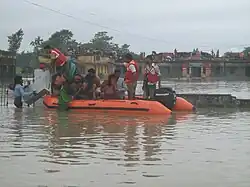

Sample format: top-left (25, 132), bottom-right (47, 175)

top-left (0, 84), bottom-right (9, 106)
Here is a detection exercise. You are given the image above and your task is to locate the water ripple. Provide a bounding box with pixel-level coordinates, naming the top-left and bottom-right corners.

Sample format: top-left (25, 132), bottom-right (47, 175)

top-left (0, 85), bottom-right (250, 186)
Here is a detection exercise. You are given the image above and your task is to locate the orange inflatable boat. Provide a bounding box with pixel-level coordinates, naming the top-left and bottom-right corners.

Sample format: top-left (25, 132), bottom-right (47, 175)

top-left (144, 87), bottom-right (194, 111)
top-left (131, 95), bottom-right (194, 112)
top-left (43, 95), bottom-right (172, 115)
top-left (173, 97), bottom-right (195, 111)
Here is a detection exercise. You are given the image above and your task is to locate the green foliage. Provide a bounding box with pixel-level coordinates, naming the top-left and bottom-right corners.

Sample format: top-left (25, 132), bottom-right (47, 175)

top-left (30, 29), bottom-right (133, 59)
top-left (243, 47), bottom-right (250, 57)
top-left (42, 29), bottom-right (74, 52)
top-left (30, 36), bottom-right (43, 52)
top-left (7, 29), bottom-right (24, 53)
top-left (90, 31), bottom-right (114, 50)
top-left (16, 52), bottom-right (36, 68)
top-left (216, 50), bottom-right (220, 58)
top-left (244, 47), bottom-right (250, 52)
top-left (8, 29), bottom-right (138, 69)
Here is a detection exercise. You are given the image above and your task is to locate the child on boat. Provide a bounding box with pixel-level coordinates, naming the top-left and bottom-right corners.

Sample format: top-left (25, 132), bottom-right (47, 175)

top-left (114, 69), bottom-right (127, 99)
top-left (101, 74), bottom-right (118, 99)
top-left (84, 68), bottom-right (101, 99)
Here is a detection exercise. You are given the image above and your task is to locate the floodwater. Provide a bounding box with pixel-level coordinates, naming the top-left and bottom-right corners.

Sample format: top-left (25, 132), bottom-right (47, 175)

top-left (0, 81), bottom-right (250, 187)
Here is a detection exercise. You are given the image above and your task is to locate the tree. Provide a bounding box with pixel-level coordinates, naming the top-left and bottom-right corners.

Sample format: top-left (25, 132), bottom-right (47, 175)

top-left (29, 36), bottom-right (44, 68)
top-left (115, 44), bottom-right (130, 58)
top-left (243, 47), bottom-right (250, 57)
top-left (244, 47), bottom-right (250, 52)
top-left (42, 29), bottom-right (75, 52)
top-left (30, 36), bottom-right (44, 53)
top-left (216, 49), bottom-right (220, 58)
top-left (78, 31), bottom-right (132, 59)
top-left (211, 49), bottom-right (215, 57)
top-left (30, 36), bottom-right (43, 49)
top-left (120, 44), bottom-right (130, 53)
top-left (174, 48), bottom-right (177, 55)
top-left (7, 29), bottom-right (24, 53)
top-left (30, 29), bottom-right (137, 61)
top-left (89, 31), bottom-right (114, 51)
top-left (16, 51), bottom-right (35, 68)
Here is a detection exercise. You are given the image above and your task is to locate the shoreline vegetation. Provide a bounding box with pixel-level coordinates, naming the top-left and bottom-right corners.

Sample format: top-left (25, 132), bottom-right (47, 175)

top-left (0, 28), bottom-right (249, 77)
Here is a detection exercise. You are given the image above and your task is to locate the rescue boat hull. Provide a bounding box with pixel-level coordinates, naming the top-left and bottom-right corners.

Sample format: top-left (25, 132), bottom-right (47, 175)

top-left (43, 95), bottom-right (172, 115)
top-left (127, 95), bottom-right (195, 111)
top-left (173, 97), bottom-right (195, 111)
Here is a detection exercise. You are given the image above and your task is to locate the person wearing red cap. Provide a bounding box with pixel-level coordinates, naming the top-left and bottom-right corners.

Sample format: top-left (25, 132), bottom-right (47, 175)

top-left (44, 45), bottom-right (67, 67)
top-left (44, 45), bottom-right (78, 109)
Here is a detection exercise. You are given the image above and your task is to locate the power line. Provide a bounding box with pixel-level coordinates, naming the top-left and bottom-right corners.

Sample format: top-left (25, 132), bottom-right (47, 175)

top-left (18, 0), bottom-right (250, 49)
top-left (22, 0), bottom-right (174, 45)
top-left (66, 6), bottom-right (250, 49)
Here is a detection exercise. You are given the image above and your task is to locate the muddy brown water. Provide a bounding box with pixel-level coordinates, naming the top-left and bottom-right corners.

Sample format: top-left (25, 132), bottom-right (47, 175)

top-left (0, 81), bottom-right (250, 187)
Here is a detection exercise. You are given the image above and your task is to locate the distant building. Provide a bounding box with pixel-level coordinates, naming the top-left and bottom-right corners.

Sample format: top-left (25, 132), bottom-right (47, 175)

top-left (145, 49), bottom-right (250, 80)
top-left (38, 52), bottom-right (114, 78)
top-left (223, 52), bottom-right (248, 60)
top-left (0, 50), bottom-right (16, 81)
top-left (77, 54), bottom-right (113, 78)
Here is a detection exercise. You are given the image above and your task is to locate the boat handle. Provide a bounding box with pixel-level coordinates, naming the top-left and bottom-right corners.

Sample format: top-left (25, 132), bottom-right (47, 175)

top-left (88, 103), bottom-right (96, 106)
top-left (130, 102), bottom-right (138, 105)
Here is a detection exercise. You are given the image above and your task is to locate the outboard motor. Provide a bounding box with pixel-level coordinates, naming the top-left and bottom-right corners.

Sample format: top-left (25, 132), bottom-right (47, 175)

top-left (154, 87), bottom-right (176, 110)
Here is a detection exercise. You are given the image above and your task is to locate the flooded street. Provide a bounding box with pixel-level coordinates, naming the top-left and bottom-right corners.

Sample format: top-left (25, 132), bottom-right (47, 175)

top-left (1, 81), bottom-right (250, 187)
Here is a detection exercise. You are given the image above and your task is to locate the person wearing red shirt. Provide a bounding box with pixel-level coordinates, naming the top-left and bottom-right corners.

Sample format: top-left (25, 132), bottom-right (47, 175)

top-left (44, 45), bottom-right (67, 68)
top-left (44, 45), bottom-right (78, 110)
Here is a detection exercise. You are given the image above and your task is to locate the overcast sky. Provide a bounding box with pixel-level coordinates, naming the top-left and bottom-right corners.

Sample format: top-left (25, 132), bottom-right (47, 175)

top-left (1, 0), bottom-right (249, 54)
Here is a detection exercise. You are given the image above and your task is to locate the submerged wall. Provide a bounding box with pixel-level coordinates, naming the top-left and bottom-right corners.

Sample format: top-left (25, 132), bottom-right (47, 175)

top-left (177, 93), bottom-right (250, 108)
top-left (1, 68), bottom-right (250, 108)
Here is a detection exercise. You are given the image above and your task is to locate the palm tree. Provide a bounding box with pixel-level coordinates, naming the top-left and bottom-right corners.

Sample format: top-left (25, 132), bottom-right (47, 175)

top-left (30, 36), bottom-right (43, 52)
top-left (30, 36), bottom-right (44, 68)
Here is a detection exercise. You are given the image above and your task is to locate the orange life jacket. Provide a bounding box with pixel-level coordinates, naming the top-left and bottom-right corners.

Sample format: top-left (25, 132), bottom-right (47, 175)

top-left (50, 48), bottom-right (67, 67)
top-left (124, 60), bottom-right (139, 83)
top-left (145, 65), bottom-right (159, 83)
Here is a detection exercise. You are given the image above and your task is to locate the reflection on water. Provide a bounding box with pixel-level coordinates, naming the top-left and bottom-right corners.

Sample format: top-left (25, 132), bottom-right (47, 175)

top-left (0, 106), bottom-right (250, 187)
top-left (42, 111), bottom-right (176, 167)
top-left (1, 79), bottom-right (250, 186)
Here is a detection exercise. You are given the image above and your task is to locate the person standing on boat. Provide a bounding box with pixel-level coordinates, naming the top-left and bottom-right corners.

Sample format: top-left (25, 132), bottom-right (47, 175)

top-left (123, 53), bottom-right (139, 99)
top-left (44, 45), bottom-right (78, 110)
top-left (143, 55), bottom-right (161, 99)
top-left (44, 45), bottom-right (67, 73)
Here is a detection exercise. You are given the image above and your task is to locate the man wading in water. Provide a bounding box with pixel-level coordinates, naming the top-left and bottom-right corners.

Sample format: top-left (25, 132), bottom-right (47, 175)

top-left (44, 45), bottom-right (78, 110)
